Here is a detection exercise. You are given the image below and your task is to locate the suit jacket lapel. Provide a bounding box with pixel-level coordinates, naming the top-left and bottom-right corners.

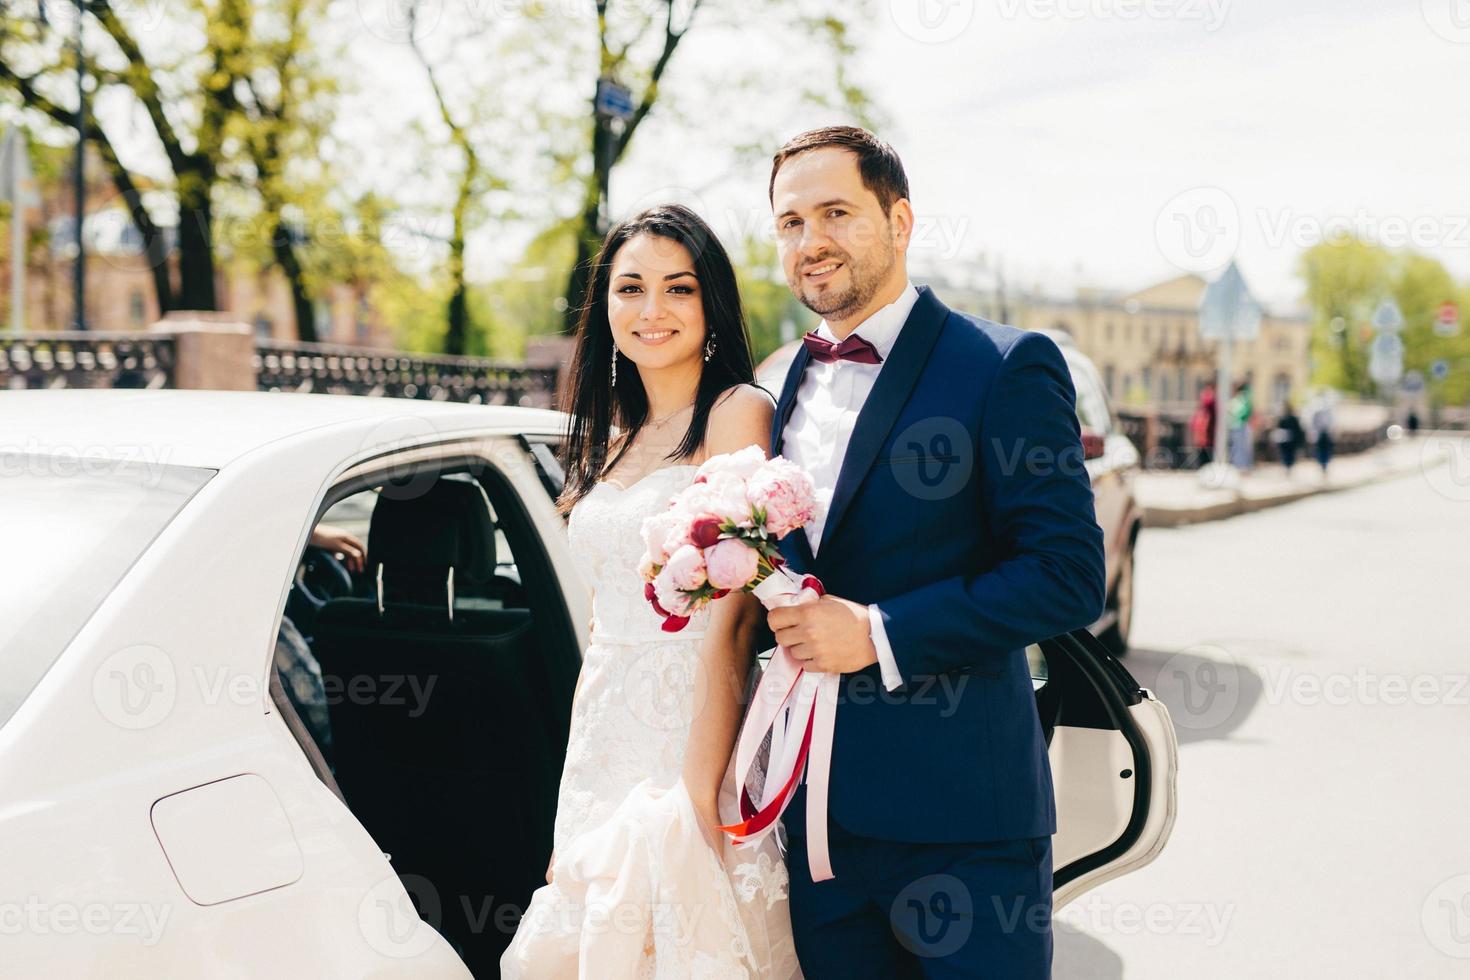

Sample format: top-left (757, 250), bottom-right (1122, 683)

top-left (770, 343), bottom-right (811, 457)
top-left (770, 343), bottom-right (817, 569)
top-left (820, 286), bottom-right (949, 553)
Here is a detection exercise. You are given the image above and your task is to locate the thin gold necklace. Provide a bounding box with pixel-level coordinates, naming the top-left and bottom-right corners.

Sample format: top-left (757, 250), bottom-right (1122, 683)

top-left (645, 402), bottom-right (694, 428)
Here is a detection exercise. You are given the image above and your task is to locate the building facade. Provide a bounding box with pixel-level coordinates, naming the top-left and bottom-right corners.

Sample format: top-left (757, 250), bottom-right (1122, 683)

top-left (1, 139), bottom-right (394, 346)
top-left (929, 269), bottom-right (1312, 414)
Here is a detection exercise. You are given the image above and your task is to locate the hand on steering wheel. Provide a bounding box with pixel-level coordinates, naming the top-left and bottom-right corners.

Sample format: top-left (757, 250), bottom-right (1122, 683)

top-left (309, 524), bottom-right (366, 574)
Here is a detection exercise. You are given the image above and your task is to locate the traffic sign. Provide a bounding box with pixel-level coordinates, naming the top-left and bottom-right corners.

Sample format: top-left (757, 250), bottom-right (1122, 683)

top-left (595, 78), bottom-right (635, 122)
top-left (1401, 370), bottom-right (1425, 393)
top-left (1372, 299), bottom-right (1404, 334)
top-left (1198, 261), bottom-right (1262, 341)
top-left (1371, 331), bottom-right (1404, 357)
top-left (1369, 332), bottom-right (1404, 385)
top-left (1435, 302), bottom-right (1460, 338)
top-left (1431, 359), bottom-right (1450, 380)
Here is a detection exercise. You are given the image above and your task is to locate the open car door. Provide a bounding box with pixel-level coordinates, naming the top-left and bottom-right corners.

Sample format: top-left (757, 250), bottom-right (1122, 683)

top-left (1033, 629), bottom-right (1178, 907)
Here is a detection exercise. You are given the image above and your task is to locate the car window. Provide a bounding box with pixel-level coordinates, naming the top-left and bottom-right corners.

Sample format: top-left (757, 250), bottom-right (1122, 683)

top-left (313, 475), bottom-right (521, 591)
top-left (318, 489), bottom-right (374, 541)
top-left (0, 454), bottom-right (214, 730)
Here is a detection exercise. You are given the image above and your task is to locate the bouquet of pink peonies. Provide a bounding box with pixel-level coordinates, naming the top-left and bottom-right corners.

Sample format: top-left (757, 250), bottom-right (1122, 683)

top-left (640, 445), bottom-right (842, 882)
top-left (637, 445), bottom-right (817, 632)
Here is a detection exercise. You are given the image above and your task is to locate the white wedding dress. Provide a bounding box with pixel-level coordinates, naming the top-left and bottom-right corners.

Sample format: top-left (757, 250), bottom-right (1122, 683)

top-left (501, 464), bottom-right (801, 980)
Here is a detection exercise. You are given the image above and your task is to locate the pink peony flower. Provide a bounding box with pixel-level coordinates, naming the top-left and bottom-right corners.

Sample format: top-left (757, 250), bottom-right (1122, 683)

top-left (747, 457), bottom-right (816, 538)
top-left (663, 544), bottom-right (708, 591)
top-left (709, 472), bottom-right (760, 527)
top-left (704, 538), bottom-right (760, 591)
top-left (653, 564), bottom-right (698, 617)
top-left (640, 508), bottom-right (688, 566)
top-left (695, 444), bottom-right (767, 483)
top-left (676, 473), bottom-right (755, 531)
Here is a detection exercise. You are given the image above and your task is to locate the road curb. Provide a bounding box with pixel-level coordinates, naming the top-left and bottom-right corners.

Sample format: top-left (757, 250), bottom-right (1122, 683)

top-left (1140, 449), bottom-right (1436, 528)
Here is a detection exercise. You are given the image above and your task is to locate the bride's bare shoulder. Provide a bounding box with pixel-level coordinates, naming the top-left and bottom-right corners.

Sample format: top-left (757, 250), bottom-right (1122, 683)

top-left (713, 382), bottom-right (777, 414)
top-left (706, 383), bottom-right (776, 457)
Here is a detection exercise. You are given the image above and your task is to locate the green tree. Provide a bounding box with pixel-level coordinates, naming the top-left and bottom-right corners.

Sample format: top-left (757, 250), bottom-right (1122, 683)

top-left (478, 218), bottom-right (580, 358)
top-left (1298, 236), bottom-right (1391, 395)
top-left (401, 0), bottom-right (504, 355)
top-left (1, 0), bottom-right (343, 331)
top-left (230, 0), bottom-right (341, 341)
top-left (1392, 253), bottom-right (1470, 408)
top-left (556, 0), bottom-right (877, 332)
top-left (1298, 236), bottom-right (1470, 407)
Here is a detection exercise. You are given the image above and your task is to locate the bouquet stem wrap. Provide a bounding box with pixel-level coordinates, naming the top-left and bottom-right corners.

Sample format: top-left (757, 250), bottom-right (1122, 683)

top-left (717, 564), bottom-right (839, 882)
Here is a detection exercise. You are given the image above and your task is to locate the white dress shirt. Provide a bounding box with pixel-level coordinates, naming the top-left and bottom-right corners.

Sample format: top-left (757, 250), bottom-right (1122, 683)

top-left (781, 281), bottom-right (919, 692)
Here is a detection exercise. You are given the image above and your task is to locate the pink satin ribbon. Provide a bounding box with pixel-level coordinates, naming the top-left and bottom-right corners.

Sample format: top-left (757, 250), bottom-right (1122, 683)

top-left (718, 567), bottom-right (840, 881)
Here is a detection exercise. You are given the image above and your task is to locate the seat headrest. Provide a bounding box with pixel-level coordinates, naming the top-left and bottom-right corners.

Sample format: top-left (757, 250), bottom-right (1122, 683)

top-left (368, 478), bottom-right (497, 604)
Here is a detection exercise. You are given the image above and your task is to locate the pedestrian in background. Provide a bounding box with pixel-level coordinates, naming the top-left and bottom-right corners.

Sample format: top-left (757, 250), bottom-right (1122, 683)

top-left (1228, 379), bottom-right (1254, 471)
top-left (1191, 382), bottom-right (1217, 467)
top-left (1306, 389), bottom-right (1335, 475)
top-left (1272, 398), bottom-right (1306, 473)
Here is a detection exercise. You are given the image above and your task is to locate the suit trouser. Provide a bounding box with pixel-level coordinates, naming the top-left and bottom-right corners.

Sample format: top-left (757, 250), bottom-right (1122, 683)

top-left (785, 818), bottom-right (1053, 979)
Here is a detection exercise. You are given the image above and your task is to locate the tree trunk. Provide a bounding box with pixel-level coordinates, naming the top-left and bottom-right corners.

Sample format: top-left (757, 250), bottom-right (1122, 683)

top-left (271, 217), bottom-right (316, 342)
top-left (562, 117), bottom-right (613, 334)
top-left (444, 176), bottom-right (471, 355)
top-left (174, 163), bottom-right (218, 311)
top-left (91, 136), bottom-right (173, 316)
top-left (446, 279), bottom-right (468, 356)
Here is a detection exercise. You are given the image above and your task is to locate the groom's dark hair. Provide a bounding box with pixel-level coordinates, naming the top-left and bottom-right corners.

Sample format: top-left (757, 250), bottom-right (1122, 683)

top-left (769, 126), bottom-right (910, 215)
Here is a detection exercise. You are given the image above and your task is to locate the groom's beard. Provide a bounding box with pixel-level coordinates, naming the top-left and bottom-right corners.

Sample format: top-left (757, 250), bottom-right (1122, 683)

top-left (790, 237), bottom-right (898, 324)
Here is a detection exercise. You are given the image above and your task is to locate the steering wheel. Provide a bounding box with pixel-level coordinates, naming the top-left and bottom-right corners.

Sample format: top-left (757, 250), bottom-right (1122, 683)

top-left (286, 545), bottom-right (358, 635)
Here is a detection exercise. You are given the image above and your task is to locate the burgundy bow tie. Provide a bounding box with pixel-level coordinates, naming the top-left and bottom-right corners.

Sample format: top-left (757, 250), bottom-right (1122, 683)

top-left (801, 330), bottom-right (883, 365)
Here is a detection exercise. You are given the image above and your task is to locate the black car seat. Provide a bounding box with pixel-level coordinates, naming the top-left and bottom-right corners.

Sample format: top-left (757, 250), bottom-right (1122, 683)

top-left (311, 476), bottom-right (562, 975)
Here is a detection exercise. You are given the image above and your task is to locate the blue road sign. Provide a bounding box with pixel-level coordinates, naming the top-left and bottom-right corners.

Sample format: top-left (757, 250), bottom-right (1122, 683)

top-left (1198, 261), bottom-right (1262, 341)
top-left (595, 78), bottom-right (635, 122)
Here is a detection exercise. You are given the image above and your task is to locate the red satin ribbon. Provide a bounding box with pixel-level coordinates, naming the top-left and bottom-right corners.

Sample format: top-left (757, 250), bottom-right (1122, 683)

top-left (717, 568), bottom-right (838, 881)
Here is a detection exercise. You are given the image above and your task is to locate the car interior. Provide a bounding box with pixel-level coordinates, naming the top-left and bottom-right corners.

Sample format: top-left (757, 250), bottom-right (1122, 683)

top-left (270, 454), bottom-right (580, 977)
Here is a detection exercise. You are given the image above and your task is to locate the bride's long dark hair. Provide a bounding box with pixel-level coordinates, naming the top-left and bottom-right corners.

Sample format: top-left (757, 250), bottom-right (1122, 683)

top-left (556, 204), bottom-right (758, 516)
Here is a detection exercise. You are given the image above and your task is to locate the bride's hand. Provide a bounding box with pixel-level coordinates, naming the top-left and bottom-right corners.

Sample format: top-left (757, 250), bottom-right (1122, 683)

top-left (692, 797), bottom-right (727, 858)
top-left (545, 848), bottom-right (555, 884)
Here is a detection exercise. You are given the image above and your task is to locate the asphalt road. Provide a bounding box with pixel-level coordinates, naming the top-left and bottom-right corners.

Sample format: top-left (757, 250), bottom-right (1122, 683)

top-left (1055, 462), bottom-right (1470, 978)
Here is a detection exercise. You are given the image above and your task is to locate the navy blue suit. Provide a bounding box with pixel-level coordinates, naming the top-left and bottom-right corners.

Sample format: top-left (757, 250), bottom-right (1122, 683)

top-left (769, 286), bottom-right (1106, 977)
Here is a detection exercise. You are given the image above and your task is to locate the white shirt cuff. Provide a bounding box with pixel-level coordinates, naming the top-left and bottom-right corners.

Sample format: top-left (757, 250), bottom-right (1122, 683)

top-left (868, 604), bottom-right (903, 692)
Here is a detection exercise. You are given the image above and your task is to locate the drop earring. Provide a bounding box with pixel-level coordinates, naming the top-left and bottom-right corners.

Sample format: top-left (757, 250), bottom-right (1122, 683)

top-left (611, 346), bottom-right (618, 385)
top-left (703, 336), bottom-right (717, 362)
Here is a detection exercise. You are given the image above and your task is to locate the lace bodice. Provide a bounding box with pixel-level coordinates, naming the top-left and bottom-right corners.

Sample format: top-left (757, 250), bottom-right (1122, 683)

top-left (555, 464), bottom-right (709, 848)
top-left (567, 464), bottom-right (713, 641)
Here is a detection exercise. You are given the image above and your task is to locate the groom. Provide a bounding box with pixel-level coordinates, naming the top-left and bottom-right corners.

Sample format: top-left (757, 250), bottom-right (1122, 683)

top-left (764, 126), bottom-right (1106, 977)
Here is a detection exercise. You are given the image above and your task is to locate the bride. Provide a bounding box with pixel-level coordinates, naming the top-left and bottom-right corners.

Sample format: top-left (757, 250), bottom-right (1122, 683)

top-left (501, 204), bottom-right (801, 978)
